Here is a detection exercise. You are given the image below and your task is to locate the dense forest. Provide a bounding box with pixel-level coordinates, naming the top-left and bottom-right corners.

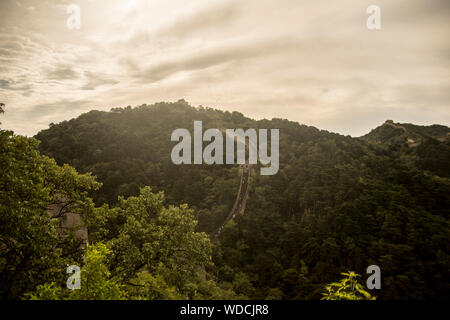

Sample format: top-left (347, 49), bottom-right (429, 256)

top-left (1, 101), bottom-right (449, 300)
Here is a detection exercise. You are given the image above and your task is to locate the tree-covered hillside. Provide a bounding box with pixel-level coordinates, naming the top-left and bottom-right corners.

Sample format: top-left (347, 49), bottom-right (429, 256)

top-left (34, 101), bottom-right (450, 300)
top-left (363, 120), bottom-right (450, 178)
top-left (1, 125), bottom-right (237, 300)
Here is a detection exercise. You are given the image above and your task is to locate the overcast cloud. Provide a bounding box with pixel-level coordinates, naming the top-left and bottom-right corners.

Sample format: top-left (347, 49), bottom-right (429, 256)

top-left (0, 0), bottom-right (448, 136)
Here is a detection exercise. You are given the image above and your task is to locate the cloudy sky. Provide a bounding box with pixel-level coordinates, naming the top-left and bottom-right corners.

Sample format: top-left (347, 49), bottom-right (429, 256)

top-left (0, 0), bottom-right (448, 136)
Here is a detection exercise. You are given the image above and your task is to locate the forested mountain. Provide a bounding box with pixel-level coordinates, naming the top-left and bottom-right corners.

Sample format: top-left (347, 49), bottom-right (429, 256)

top-left (1, 123), bottom-right (235, 300)
top-left (363, 120), bottom-right (450, 178)
top-left (32, 100), bottom-right (450, 300)
top-left (364, 120), bottom-right (449, 144)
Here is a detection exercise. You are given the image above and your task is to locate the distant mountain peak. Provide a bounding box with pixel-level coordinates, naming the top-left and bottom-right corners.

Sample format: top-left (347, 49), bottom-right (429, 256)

top-left (363, 120), bottom-right (449, 146)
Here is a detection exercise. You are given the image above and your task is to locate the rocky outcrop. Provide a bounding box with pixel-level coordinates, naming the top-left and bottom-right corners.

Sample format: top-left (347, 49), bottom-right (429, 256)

top-left (47, 198), bottom-right (88, 247)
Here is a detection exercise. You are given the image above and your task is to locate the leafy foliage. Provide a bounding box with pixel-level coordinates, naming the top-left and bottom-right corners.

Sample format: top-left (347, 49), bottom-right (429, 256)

top-left (0, 130), bottom-right (100, 299)
top-left (24, 187), bottom-right (236, 300)
top-left (1, 108), bottom-right (232, 299)
top-left (95, 186), bottom-right (227, 299)
top-left (321, 272), bottom-right (375, 300)
top-left (26, 242), bottom-right (125, 300)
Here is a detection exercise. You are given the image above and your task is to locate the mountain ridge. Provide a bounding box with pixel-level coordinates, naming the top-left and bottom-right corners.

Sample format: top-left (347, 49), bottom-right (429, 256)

top-left (363, 119), bottom-right (449, 145)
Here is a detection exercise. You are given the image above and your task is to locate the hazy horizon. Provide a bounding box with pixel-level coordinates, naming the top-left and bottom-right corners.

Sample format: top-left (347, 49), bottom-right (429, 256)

top-left (1, 0), bottom-right (449, 137)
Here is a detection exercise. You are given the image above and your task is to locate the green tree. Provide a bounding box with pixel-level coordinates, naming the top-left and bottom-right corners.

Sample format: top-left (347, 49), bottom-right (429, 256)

top-left (26, 242), bottom-right (125, 300)
top-left (70, 242), bottom-right (125, 300)
top-left (101, 186), bottom-right (219, 298)
top-left (26, 187), bottom-right (237, 300)
top-left (0, 130), bottom-right (100, 299)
